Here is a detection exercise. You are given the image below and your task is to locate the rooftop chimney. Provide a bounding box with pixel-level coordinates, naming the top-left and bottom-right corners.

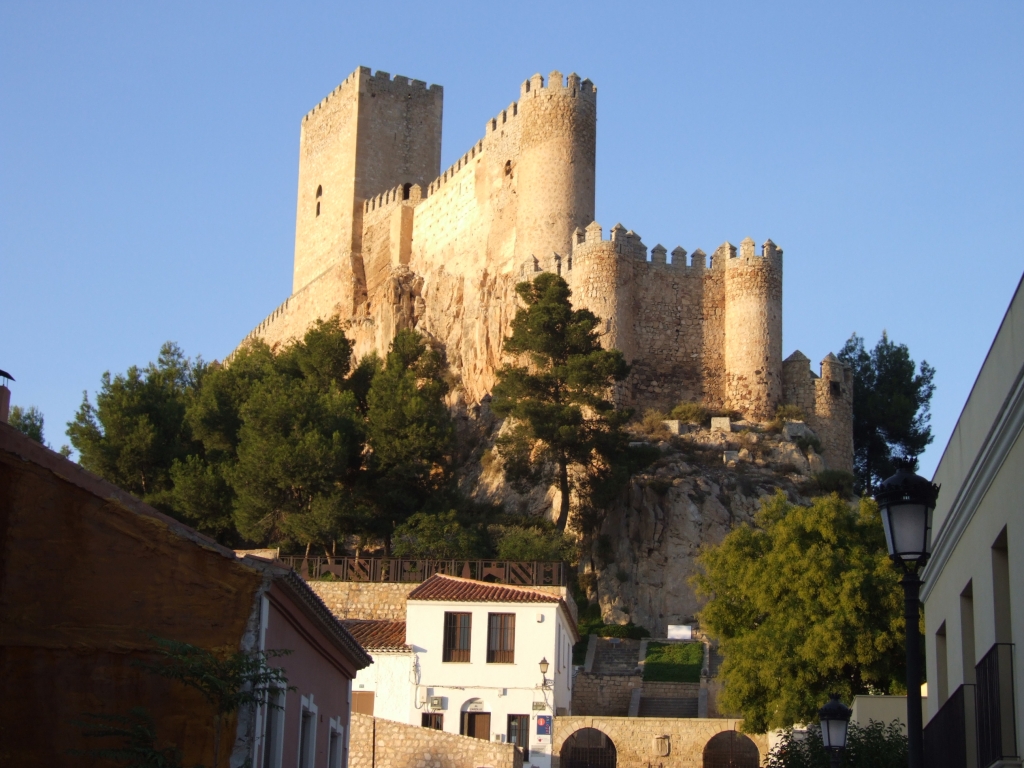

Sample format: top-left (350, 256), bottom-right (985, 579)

top-left (0, 369), bottom-right (14, 424)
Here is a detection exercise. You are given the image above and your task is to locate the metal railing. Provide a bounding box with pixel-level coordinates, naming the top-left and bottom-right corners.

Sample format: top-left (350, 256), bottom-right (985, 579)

top-left (277, 557), bottom-right (569, 586)
top-left (976, 643), bottom-right (1018, 767)
top-left (924, 684), bottom-right (977, 768)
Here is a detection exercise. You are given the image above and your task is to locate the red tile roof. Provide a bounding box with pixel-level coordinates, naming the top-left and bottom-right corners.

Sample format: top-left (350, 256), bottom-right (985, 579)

top-left (407, 574), bottom-right (561, 604)
top-left (341, 620), bottom-right (408, 651)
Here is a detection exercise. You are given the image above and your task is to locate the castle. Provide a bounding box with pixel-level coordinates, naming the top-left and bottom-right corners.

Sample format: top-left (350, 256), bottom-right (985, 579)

top-left (239, 66), bottom-right (853, 471)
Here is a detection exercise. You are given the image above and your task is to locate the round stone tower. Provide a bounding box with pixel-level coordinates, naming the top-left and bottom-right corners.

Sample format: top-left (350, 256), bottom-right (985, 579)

top-left (514, 71), bottom-right (597, 264)
top-left (722, 238), bottom-right (783, 421)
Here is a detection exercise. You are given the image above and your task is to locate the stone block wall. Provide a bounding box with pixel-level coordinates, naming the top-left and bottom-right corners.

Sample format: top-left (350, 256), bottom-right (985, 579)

top-left (782, 351), bottom-right (855, 472)
top-left (349, 712), bottom-right (522, 768)
top-left (307, 581), bottom-right (417, 621)
top-left (571, 672), bottom-right (642, 716)
top-left (640, 681), bottom-right (701, 698)
top-left (552, 716), bottom-right (767, 768)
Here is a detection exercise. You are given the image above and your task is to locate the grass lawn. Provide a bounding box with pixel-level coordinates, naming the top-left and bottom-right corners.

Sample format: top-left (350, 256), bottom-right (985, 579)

top-left (642, 641), bottom-right (704, 682)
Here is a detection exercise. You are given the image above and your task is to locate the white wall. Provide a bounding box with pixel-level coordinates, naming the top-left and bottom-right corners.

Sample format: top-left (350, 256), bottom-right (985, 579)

top-left (921, 273), bottom-right (1023, 753)
top-left (405, 599), bottom-right (577, 768)
top-left (352, 651), bottom-right (415, 724)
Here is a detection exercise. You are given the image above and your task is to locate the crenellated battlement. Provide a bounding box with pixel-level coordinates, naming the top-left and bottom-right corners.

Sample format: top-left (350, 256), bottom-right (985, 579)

top-left (519, 70), bottom-right (597, 101)
top-left (425, 140), bottom-right (485, 197)
top-left (362, 182), bottom-right (424, 215)
top-left (244, 65), bottom-right (851, 470)
top-left (302, 66), bottom-right (442, 123)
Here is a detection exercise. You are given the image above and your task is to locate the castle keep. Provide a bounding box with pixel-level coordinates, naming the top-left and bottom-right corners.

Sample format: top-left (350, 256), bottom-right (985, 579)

top-left (240, 66), bottom-right (853, 471)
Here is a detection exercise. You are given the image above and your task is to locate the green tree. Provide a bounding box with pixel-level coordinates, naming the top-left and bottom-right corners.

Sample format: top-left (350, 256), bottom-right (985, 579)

top-left (765, 721), bottom-right (908, 768)
top-left (68, 342), bottom-right (200, 505)
top-left (392, 510), bottom-right (486, 559)
top-left (10, 404), bottom-right (45, 443)
top-left (839, 332), bottom-right (936, 492)
top-left (491, 273), bottom-right (639, 531)
top-left (493, 524), bottom-right (574, 561)
top-left (363, 329), bottom-right (455, 551)
top-left (694, 492), bottom-right (905, 733)
top-left (229, 320), bottom-right (366, 551)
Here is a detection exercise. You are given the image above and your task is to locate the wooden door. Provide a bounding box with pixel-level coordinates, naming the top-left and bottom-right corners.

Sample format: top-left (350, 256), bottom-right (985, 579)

top-left (352, 691), bottom-right (375, 716)
top-left (461, 712), bottom-right (491, 739)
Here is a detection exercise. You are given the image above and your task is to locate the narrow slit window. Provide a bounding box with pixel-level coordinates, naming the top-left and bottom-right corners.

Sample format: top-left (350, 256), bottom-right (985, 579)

top-left (315, 185), bottom-right (322, 217)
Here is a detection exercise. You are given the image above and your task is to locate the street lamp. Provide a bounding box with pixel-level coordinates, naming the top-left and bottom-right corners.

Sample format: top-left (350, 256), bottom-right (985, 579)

top-left (819, 694), bottom-right (852, 768)
top-left (875, 463), bottom-right (940, 768)
top-left (539, 657), bottom-right (550, 688)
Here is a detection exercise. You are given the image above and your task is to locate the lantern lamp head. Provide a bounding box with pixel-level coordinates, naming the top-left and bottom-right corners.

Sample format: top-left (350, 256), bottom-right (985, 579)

top-left (819, 694), bottom-right (852, 751)
top-left (875, 463), bottom-right (940, 570)
top-left (539, 658), bottom-right (549, 675)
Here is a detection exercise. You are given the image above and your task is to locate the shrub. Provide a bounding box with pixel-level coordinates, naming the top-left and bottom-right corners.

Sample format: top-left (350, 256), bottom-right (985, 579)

top-left (392, 510), bottom-right (486, 559)
top-left (494, 525), bottom-right (573, 561)
top-left (813, 470), bottom-right (856, 498)
top-left (795, 435), bottom-right (823, 456)
top-left (642, 641), bottom-right (704, 682)
top-left (670, 401), bottom-right (709, 425)
top-left (764, 720), bottom-right (907, 768)
top-left (596, 623), bottom-right (651, 639)
top-left (769, 403), bottom-right (806, 432)
top-left (640, 409), bottom-right (672, 439)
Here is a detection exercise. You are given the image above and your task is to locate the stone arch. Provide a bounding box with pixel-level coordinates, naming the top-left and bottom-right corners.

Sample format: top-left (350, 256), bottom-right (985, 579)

top-left (702, 730), bottom-right (760, 768)
top-left (560, 727), bottom-right (616, 768)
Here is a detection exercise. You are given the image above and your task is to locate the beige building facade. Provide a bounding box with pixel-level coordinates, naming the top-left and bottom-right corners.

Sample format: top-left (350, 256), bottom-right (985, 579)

top-left (922, 274), bottom-right (1024, 768)
top-left (239, 65), bottom-right (853, 470)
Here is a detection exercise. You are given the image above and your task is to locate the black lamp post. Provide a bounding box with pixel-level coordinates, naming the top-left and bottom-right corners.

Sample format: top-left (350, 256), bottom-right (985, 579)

top-left (875, 463), bottom-right (940, 768)
top-left (819, 694), bottom-right (852, 768)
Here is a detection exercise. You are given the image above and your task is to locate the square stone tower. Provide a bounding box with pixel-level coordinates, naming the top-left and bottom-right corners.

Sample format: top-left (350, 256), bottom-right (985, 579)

top-left (292, 68), bottom-right (443, 295)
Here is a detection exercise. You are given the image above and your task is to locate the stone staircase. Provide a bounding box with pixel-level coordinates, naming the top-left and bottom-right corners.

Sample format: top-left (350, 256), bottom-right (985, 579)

top-left (591, 638), bottom-right (642, 675)
top-left (637, 696), bottom-right (699, 718)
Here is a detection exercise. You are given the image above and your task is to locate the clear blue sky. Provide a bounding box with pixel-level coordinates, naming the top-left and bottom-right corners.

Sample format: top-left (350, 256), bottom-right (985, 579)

top-left (2, 1), bottom-right (1021, 478)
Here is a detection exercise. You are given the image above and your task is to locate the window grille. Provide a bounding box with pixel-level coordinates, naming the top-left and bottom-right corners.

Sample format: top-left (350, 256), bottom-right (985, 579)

top-left (443, 612), bottom-right (472, 662)
top-left (487, 613), bottom-right (515, 663)
top-left (422, 713), bottom-right (444, 730)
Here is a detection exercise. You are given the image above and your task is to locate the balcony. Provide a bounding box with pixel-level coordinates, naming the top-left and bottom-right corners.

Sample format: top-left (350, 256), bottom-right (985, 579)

top-left (924, 684), bottom-right (977, 768)
top-left (277, 557), bottom-right (569, 586)
top-left (977, 643), bottom-right (1018, 768)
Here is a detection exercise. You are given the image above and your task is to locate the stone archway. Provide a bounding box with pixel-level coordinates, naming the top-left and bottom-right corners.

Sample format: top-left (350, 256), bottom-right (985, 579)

top-left (702, 730), bottom-right (760, 768)
top-left (560, 727), bottom-right (616, 768)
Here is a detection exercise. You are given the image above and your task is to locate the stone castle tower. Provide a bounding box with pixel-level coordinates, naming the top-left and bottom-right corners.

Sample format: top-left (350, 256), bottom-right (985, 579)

top-left (240, 66), bottom-right (853, 471)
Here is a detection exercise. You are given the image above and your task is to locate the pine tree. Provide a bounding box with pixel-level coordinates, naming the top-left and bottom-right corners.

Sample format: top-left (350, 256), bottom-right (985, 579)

top-left (839, 332), bottom-right (936, 492)
top-left (491, 273), bottom-right (638, 531)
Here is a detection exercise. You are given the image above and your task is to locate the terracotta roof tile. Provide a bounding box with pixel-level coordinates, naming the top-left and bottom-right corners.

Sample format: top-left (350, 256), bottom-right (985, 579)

top-left (341, 620), bottom-right (409, 651)
top-left (407, 574), bottom-right (561, 604)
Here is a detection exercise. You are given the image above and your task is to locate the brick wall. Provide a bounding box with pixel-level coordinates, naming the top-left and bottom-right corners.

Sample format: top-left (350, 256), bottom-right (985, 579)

top-left (349, 712), bottom-right (522, 768)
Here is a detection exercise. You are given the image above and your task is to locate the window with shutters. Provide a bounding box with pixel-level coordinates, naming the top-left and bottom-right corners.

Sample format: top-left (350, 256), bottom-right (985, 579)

top-left (487, 613), bottom-right (515, 663)
top-left (443, 612), bottom-right (472, 662)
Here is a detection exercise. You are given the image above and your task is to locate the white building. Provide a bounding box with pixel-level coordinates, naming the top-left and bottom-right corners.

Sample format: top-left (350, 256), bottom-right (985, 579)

top-left (345, 574), bottom-right (578, 768)
top-left (922, 274), bottom-right (1024, 768)
top-left (342, 619), bottom-right (416, 724)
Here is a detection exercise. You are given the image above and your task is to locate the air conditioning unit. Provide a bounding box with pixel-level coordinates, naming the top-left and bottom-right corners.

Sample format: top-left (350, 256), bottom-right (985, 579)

top-left (494, 734), bottom-right (506, 743)
top-left (429, 696), bottom-right (444, 710)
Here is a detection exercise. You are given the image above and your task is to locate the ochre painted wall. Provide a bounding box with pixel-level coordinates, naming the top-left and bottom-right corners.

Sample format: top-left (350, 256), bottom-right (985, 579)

top-left (0, 425), bottom-right (263, 767)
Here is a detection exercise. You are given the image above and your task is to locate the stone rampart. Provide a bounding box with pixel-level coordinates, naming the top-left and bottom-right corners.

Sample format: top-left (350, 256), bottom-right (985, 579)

top-left (571, 672), bottom-right (642, 716)
top-left (238, 65), bottom-right (855, 473)
top-left (349, 712), bottom-right (522, 768)
top-left (782, 351), bottom-right (855, 471)
top-left (552, 716), bottom-right (767, 768)
top-left (307, 581), bottom-right (416, 621)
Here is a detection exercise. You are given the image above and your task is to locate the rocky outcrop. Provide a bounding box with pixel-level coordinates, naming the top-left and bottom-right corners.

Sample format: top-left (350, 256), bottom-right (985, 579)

top-left (581, 423), bottom-right (832, 635)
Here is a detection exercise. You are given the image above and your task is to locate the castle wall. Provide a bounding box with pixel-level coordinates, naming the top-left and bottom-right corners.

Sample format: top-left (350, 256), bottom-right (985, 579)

top-left (782, 352), bottom-right (855, 472)
top-left (292, 68), bottom-right (442, 296)
top-left (721, 238), bottom-right (783, 421)
top-left (237, 65), bottom-right (854, 472)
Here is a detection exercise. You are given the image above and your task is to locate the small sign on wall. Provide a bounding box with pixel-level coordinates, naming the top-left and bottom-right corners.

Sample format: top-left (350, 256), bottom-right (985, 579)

top-left (532, 701), bottom-right (546, 711)
top-left (536, 716), bottom-right (551, 737)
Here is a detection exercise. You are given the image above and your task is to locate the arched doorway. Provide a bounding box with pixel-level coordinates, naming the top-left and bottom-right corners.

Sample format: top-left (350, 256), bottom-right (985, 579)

top-left (560, 727), bottom-right (616, 768)
top-left (702, 730), bottom-right (760, 768)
